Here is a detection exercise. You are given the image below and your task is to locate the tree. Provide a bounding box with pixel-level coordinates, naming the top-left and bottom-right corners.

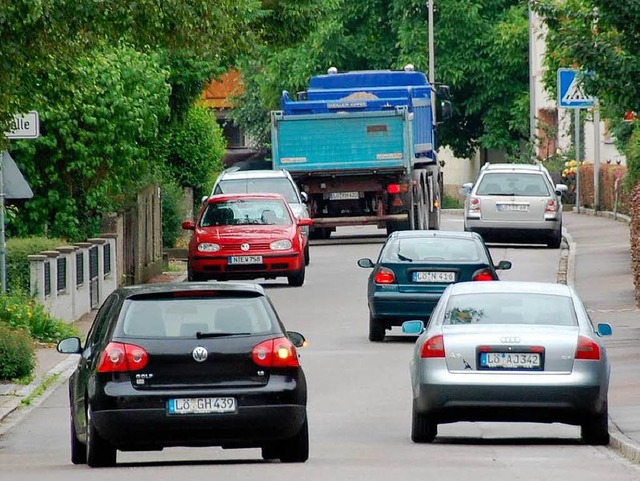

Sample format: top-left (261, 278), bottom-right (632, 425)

top-left (233, 0), bottom-right (531, 159)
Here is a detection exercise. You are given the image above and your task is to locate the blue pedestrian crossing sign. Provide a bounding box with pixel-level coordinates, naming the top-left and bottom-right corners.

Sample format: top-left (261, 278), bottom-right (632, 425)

top-left (558, 69), bottom-right (595, 108)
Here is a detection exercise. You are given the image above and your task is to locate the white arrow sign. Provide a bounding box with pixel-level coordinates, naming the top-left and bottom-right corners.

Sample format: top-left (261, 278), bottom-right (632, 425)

top-left (4, 111), bottom-right (40, 139)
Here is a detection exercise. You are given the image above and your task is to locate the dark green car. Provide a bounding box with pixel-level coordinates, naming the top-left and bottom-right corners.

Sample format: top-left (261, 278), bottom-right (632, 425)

top-left (358, 230), bottom-right (512, 342)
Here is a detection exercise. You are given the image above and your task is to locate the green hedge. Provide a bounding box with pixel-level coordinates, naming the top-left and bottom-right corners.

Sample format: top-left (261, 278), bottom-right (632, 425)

top-left (0, 324), bottom-right (35, 380)
top-left (6, 237), bottom-right (66, 294)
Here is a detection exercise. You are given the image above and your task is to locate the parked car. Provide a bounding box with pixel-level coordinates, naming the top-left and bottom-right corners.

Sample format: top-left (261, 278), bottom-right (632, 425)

top-left (183, 193), bottom-right (313, 286)
top-left (402, 280), bottom-right (612, 445)
top-left (357, 230), bottom-right (511, 342)
top-left (57, 282), bottom-right (309, 467)
top-left (462, 163), bottom-right (568, 248)
top-left (211, 169), bottom-right (311, 265)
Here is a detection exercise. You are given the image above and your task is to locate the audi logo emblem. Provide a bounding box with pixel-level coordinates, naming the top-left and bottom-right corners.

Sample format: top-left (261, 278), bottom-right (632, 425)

top-left (192, 346), bottom-right (208, 362)
top-left (500, 337), bottom-right (521, 344)
top-left (240, 243), bottom-right (250, 251)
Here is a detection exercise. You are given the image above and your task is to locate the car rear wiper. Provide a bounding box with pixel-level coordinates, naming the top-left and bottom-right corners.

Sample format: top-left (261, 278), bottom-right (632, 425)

top-left (195, 332), bottom-right (250, 338)
top-left (397, 253), bottom-right (414, 262)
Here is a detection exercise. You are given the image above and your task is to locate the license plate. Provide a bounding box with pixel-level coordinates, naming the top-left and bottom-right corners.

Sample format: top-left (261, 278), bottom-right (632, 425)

top-left (413, 271), bottom-right (456, 283)
top-left (497, 203), bottom-right (528, 212)
top-left (167, 397), bottom-right (236, 414)
top-left (480, 352), bottom-right (541, 369)
top-left (329, 191), bottom-right (359, 201)
top-left (228, 255), bottom-right (263, 264)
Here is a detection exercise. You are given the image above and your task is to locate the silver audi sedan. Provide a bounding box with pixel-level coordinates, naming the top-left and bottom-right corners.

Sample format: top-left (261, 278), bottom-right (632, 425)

top-left (402, 281), bottom-right (612, 445)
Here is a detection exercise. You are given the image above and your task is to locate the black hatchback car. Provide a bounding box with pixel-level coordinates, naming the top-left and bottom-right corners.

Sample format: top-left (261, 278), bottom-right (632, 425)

top-left (57, 282), bottom-right (308, 467)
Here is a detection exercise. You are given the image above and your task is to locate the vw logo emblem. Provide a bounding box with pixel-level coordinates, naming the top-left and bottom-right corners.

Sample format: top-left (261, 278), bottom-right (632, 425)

top-left (500, 336), bottom-right (521, 344)
top-left (192, 346), bottom-right (208, 363)
top-left (240, 243), bottom-right (250, 251)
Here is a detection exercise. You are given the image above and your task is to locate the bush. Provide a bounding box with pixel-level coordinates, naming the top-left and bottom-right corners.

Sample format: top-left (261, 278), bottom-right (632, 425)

top-left (6, 237), bottom-right (66, 295)
top-left (161, 178), bottom-right (188, 248)
top-left (0, 324), bottom-right (35, 380)
top-left (0, 293), bottom-right (78, 344)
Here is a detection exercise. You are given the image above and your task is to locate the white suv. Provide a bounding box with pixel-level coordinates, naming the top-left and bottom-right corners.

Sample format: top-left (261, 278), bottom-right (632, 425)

top-left (462, 163), bottom-right (568, 248)
top-left (211, 169), bottom-right (311, 264)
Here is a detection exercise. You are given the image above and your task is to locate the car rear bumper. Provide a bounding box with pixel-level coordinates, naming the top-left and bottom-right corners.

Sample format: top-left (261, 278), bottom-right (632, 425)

top-left (370, 291), bottom-right (442, 324)
top-left (413, 360), bottom-right (608, 424)
top-left (92, 404), bottom-right (307, 450)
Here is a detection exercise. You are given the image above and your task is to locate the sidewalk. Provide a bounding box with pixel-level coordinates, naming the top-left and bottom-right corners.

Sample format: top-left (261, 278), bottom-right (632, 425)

top-left (1, 212), bottom-right (639, 462)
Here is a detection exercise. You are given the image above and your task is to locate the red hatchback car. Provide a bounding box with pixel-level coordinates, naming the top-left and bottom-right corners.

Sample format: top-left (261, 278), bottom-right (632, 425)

top-left (182, 193), bottom-right (313, 286)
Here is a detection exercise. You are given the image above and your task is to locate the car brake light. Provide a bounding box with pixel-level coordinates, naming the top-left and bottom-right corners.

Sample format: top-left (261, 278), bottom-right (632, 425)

top-left (545, 199), bottom-right (558, 213)
top-left (472, 268), bottom-right (495, 281)
top-left (97, 342), bottom-right (149, 372)
top-left (420, 335), bottom-right (445, 358)
top-left (374, 267), bottom-right (396, 284)
top-left (252, 337), bottom-right (300, 368)
top-left (387, 184), bottom-right (400, 194)
top-left (469, 197), bottom-right (480, 212)
top-left (575, 336), bottom-right (601, 360)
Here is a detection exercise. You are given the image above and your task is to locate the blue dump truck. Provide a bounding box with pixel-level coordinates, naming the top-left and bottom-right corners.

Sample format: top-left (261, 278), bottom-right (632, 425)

top-left (271, 66), bottom-right (450, 238)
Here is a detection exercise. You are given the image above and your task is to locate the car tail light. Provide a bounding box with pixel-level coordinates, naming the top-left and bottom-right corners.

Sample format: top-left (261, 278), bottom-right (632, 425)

top-left (374, 267), bottom-right (396, 284)
top-left (420, 335), bottom-right (445, 358)
top-left (545, 199), bottom-right (559, 213)
top-left (97, 342), bottom-right (149, 373)
top-left (469, 197), bottom-right (480, 212)
top-left (252, 337), bottom-right (300, 368)
top-left (575, 336), bottom-right (601, 360)
top-left (472, 268), bottom-right (495, 281)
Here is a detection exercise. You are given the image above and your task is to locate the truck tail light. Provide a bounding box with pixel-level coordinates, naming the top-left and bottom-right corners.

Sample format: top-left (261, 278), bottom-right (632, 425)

top-left (97, 342), bottom-right (149, 372)
top-left (252, 337), bottom-right (300, 368)
top-left (374, 267), bottom-right (396, 284)
top-left (420, 335), bottom-right (445, 358)
top-left (387, 183), bottom-right (409, 194)
top-left (575, 336), bottom-right (601, 360)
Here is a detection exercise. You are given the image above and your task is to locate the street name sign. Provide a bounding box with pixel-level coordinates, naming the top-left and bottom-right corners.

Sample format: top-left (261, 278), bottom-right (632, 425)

top-left (4, 111), bottom-right (40, 139)
top-left (557, 69), bottom-right (595, 109)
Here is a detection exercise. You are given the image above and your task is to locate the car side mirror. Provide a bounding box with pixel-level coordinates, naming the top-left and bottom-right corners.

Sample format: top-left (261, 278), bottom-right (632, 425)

top-left (357, 258), bottom-right (375, 268)
top-left (287, 331), bottom-right (307, 348)
top-left (57, 337), bottom-right (82, 354)
top-left (460, 183), bottom-right (473, 196)
top-left (597, 323), bottom-right (612, 337)
top-left (297, 218), bottom-right (313, 227)
top-left (555, 184), bottom-right (569, 194)
top-left (182, 220), bottom-right (195, 230)
top-left (402, 320), bottom-right (425, 335)
top-left (300, 191), bottom-right (309, 203)
top-left (201, 196), bottom-right (209, 204)
top-left (495, 260), bottom-right (512, 270)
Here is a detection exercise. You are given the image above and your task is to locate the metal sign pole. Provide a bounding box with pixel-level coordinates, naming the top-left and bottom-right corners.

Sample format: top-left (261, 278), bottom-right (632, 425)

top-left (0, 153), bottom-right (6, 293)
top-left (575, 109), bottom-right (581, 211)
top-left (428, 0), bottom-right (436, 125)
top-left (593, 102), bottom-right (601, 211)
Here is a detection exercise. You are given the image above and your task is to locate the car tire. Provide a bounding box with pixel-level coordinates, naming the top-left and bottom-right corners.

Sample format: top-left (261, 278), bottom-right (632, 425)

top-left (86, 406), bottom-right (117, 468)
top-left (304, 243), bottom-right (310, 266)
top-left (581, 402), bottom-right (610, 445)
top-left (70, 413), bottom-right (87, 465)
top-left (287, 264), bottom-right (305, 287)
top-left (187, 268), bottom-right (206, 282)
top-left (277, 417), bottom-right (309, 463)
top-left (411, 401), bottom-right (437, 443)
top-left (261, 445), bottom-right (279, 461)
top-left (547, 230), bottom-right (562, 249)
top-left (368, 314), bottom-right (385, 342)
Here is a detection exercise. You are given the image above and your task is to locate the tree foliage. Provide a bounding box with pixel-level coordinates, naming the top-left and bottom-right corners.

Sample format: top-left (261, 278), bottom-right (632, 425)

top-left (9, 45), bottom-right (171, 241)
top-left (233, 0), bottom-right (531, 158)
top-left (535, 0), bottom-right (640, 186)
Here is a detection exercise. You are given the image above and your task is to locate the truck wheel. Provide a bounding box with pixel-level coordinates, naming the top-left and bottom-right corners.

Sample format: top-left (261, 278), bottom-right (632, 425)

top-left (369, 314), bottom-right (385, 342)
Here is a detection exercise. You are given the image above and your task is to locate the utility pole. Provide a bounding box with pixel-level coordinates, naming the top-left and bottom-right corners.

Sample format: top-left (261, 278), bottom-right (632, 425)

top-left (428, 0), bottom-right (436, 125)
top-left (529, 2), bottom-right (537, 162)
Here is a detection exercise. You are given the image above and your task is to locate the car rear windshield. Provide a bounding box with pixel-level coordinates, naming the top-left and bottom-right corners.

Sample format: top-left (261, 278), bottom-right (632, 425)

top-left (476, 173), bottom-right (552, 197)
top-left (383, 237), bottom-right (483, 262)
top-left (200, 199), bottom-right (293, 226)
top-left (116, 296), bottom-right (279, 338)
top-left (216, 178), bottom-right (299, 203)
top-left (443, 293), bottom-right (578, 326)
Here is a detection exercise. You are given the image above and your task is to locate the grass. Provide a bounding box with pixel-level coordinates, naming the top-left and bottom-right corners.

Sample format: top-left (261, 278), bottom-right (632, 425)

top-left (20, 372), bottom-right (60, 407)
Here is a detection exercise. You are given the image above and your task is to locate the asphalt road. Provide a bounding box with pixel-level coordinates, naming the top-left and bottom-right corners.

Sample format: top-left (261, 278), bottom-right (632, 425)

top-left (1, 214), bottom-right (640, 480)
